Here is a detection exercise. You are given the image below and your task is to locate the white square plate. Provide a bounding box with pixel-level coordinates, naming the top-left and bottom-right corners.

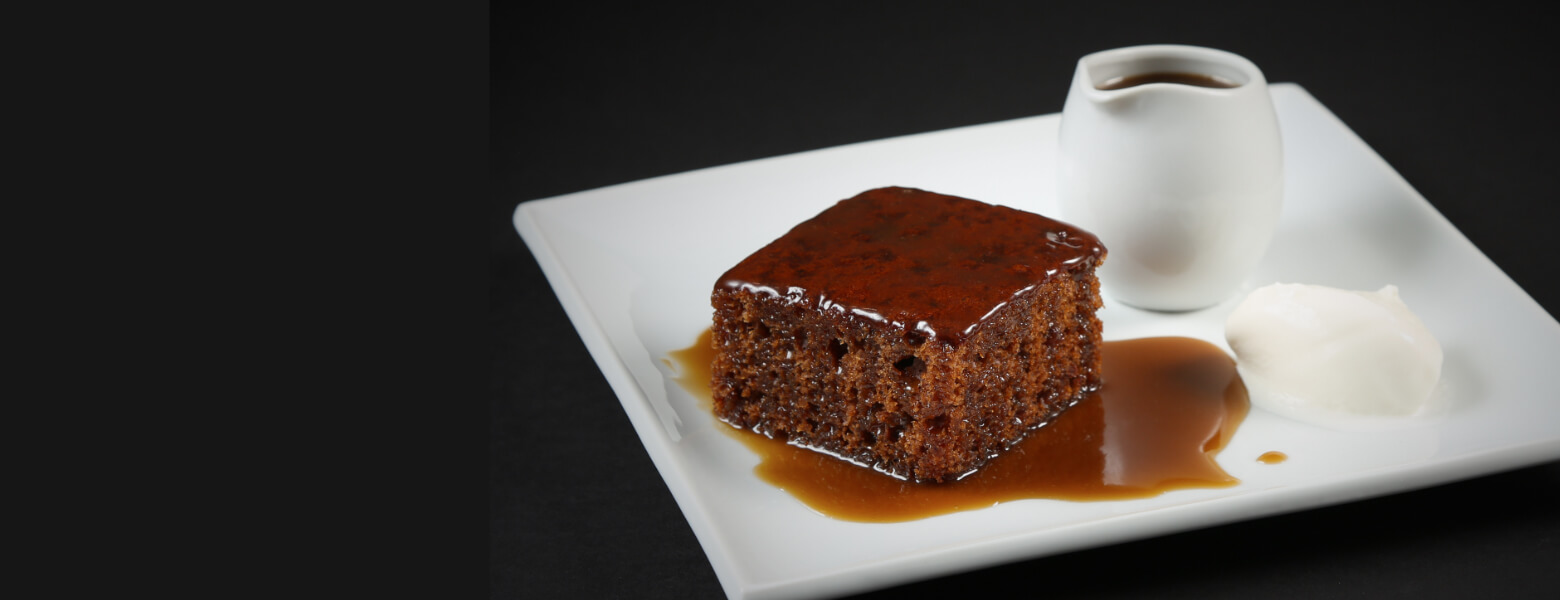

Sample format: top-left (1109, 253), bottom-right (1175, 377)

top-left (512, 84), bottom-right (1560, 600)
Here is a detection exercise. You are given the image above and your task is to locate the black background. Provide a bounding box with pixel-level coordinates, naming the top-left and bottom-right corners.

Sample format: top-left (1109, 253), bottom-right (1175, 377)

top-left (491, 3), bottom-right (1559, 598)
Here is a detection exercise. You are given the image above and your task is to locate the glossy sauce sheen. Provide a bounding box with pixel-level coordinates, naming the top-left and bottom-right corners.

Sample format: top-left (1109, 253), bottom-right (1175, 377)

top-left (670, 331), bottom-right (1249, 522)
top-left (1096, 71), bottom-right (1240, 91)
top-left (715, 187), bottom-right (1104, 345)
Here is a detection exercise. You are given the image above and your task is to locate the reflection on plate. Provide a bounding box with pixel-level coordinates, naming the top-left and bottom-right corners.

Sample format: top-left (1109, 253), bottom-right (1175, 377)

top-left (513, 84), bottom-right (1560, 600)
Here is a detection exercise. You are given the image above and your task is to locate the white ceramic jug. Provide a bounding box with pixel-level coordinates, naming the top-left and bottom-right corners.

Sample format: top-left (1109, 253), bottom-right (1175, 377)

top-left (1058, 45), bottom-right (1283, 311)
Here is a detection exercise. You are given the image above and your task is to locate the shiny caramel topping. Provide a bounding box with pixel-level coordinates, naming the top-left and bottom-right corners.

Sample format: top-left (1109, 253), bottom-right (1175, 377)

top-left (717, 187), bottom-right (1105, 346)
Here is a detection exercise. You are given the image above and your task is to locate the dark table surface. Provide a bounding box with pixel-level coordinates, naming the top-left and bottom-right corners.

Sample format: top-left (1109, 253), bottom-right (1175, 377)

top-left (491, 4), bottom-right (1560, 598)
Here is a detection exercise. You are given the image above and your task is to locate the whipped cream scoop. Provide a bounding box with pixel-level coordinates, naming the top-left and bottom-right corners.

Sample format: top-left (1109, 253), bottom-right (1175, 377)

top-left (1225, 283), bottom-right (1443, 428)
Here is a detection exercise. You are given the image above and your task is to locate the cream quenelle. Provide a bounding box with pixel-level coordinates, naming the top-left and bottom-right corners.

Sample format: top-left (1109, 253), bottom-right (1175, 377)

top-left (1224, 283), bottom-right (1443, 429)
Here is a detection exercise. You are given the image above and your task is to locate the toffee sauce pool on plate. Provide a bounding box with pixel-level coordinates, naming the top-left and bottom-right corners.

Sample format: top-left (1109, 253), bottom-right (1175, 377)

top-left (669, 331), bottom-right (1250, 523)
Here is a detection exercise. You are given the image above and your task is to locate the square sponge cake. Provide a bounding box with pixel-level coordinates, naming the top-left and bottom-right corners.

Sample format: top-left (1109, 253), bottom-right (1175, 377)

top-left (710, 187), bottom-right (1107, 482)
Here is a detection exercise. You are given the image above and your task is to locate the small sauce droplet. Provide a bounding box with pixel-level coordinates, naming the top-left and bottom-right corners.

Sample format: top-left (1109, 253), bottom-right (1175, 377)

top-left (1257, 451), bottom-right (1288, 464)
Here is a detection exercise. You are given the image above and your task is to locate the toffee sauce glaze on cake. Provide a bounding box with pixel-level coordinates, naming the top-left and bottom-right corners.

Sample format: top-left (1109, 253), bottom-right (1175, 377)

top-left (671, 331), bottom-right (1250, 523)
top-left (716, 187), bottom-right (1104, 348)
top-left (709, 187), bottom-right (1108, 483)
